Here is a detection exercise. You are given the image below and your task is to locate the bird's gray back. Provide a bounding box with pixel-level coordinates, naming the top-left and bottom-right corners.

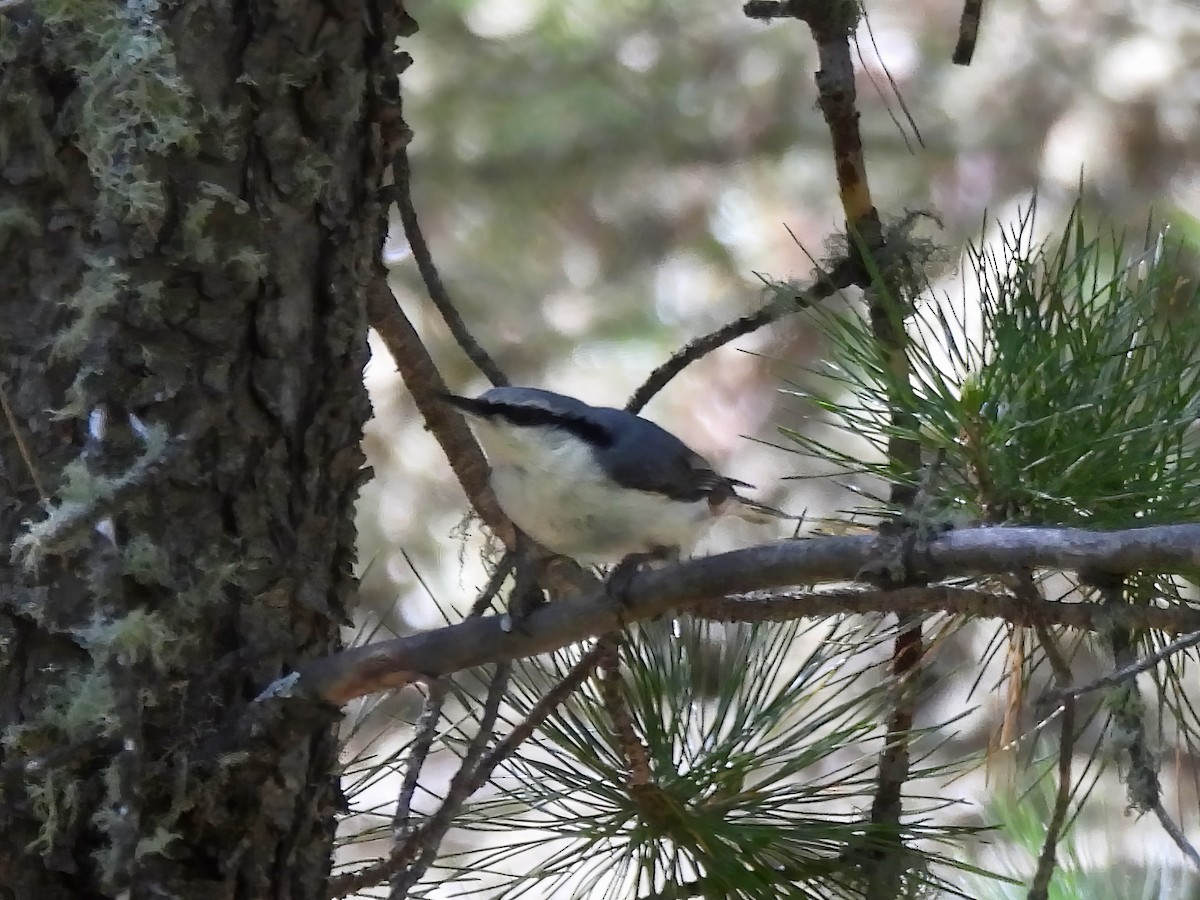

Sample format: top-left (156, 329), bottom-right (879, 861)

top-left (474, 387), bottom-right (734, 503)
top-left (479, 386), bottom-right (595, 418)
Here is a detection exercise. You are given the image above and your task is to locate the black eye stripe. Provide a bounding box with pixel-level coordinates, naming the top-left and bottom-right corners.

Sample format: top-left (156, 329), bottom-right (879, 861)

top-left (493, 404), bottom-right (614, 447)
top-left (445, 394), bottom-right (615, 448)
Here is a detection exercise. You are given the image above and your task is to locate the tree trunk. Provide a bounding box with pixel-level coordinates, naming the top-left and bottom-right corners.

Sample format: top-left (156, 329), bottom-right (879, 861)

top-left (0, 1), bottom-right (386, 895)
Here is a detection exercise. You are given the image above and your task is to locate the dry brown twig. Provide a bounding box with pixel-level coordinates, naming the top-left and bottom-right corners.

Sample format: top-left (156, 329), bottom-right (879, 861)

top-left (626, 257), bottom-right (863, 413)
top-left (1029, 620), bottom-right (1076, 900)
top-left (328, 643), bottom-right (607, 898)
top-left (0, 379), bottom-right (47, 500)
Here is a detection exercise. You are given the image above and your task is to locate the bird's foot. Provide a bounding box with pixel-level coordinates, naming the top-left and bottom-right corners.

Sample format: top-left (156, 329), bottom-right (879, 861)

top-left (502, 539), bottom-right (548, 635)
top-left (501, 586), bottom-right (547, 635)
top-left (605, 557), bottom-right (642, 607)
top-left (605, 546), bottom-right (673, 608)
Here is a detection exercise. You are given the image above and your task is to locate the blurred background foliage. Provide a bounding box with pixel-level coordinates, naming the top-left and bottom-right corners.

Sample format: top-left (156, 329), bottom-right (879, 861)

top-left (346, 0), bottom-right (1200, 892)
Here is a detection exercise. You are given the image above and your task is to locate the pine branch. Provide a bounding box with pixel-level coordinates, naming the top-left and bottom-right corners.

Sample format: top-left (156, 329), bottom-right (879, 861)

top-left (278, 523), bottom-right (1200, 705)
top-left (696, 585), bottom-right (1200, 633)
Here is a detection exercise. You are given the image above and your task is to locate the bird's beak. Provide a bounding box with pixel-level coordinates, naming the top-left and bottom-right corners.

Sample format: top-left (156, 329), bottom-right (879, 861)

top-left (713, 495), bottom-right (796, 524)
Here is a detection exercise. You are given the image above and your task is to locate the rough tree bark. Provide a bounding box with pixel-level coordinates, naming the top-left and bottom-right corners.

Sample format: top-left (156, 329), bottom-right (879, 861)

top-left (0, 1), bottom-right (388, 895)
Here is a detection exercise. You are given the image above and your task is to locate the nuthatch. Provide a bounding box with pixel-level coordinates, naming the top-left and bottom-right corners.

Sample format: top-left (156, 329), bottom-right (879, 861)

top-left (443, 387), bottom-right (789, 565)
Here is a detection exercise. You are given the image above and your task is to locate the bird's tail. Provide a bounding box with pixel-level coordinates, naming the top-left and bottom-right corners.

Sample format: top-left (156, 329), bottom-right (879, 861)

top-left (438, 391), bottom-right (487, 416)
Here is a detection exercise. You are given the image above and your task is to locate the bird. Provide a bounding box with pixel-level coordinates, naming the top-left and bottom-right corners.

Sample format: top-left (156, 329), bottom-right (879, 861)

top-left (441, 386), bottom-right (790, 566)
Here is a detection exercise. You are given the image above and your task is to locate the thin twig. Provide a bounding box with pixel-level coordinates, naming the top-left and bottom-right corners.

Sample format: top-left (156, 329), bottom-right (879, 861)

top-left (466, 642), bottom-right (606, 794)
top-left (393, 678), bottom-right (450, 837)
top-left (858, 12), bottom-right (924, 153)
top-left (1062, 629), bottom-right (1200, 701)
top-left (395, 554), bottom-right (514, 835)
top-left (743, 1), bottom-right (823, 23)
top-left (0, 379), bottom-right (47, 499)
top-left (329, 644), bottom-right (605, 898)
top-left (470, 551), bottom-right (515, 617)
top-left (390, 547), bottom-right (541, 893)
top-left (1028, 621), bottom-right (1076, 900)
top-left (867, 621), bottom-right (920, 898)
top-left (391, 143), bottom-right (508, 388)
top-left (597, 636), bottom-right (652, 786)
top-left (366, 277), bottom-right (514, 547)
top-left (1153, 800), bottom-right (1200, 870)
top-left (366, 44), bottom-right (512, 543)
top-left (379, 39), bottom-right (505, 389)
top-left (953, 0), bottom-right (984, 65)
top-left (768, 1), bottom-right (916, 891)
top-left (388, 663), bottom-right (512, 898)
top-left (626, 260), bottom-right (859, 412)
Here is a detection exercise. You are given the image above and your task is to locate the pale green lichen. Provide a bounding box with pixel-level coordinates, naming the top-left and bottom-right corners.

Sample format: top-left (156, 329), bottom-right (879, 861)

top-left (55, 456), bottom-right (111, 505)
top-left (92, 764), bottom-right (130, 887)
top-left (41, 0), bottom-right (200, 231)
top-left (181, 194), bottom-right (219, 263)
top-left (229, 246), bottom-right (270, 281)
top-left (93, 781), bottom-right (180, 885)
top-left (290, 146), bottom-right (334, 206)
top-left (174, 556), bottom-right (244, 612)
top-left (180, 182), bottom-right (252, 264)
top-left (120, 534), bottom-right (173, 587)
top-left (135, 826), bottom-right (178, 860)
top-left (51, 254), bottom-right (128, 361)
top-left (26, 770), bottom-right (82, 854)
top-left (40, 670), bottom-right (120, 741)
top-left (13, 422), bottom-right (171, 569)
top-left (74, 608), bottom-right (179, 669)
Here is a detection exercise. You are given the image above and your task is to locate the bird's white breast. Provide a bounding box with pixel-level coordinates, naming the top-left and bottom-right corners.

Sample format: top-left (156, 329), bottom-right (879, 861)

top-left (469, 419), bottom-right (713, 562)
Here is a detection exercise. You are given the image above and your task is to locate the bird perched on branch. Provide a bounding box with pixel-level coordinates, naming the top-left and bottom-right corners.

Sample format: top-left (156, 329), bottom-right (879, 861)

top-left (441, 386), bottom-right (790, 566)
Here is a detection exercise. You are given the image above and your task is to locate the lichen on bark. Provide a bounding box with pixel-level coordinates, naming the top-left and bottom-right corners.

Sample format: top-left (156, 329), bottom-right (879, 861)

top-left (0, 0), bottom-right (390, 895)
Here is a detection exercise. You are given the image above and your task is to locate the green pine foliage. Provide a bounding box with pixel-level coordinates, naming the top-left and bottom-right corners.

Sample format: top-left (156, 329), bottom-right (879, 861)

top-left (436, 617), bottom-right (991, 899)
top-left (785, 205), bottom-right (1200, 533)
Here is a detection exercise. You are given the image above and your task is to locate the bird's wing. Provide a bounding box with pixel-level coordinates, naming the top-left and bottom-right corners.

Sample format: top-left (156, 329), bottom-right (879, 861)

top-left (601, 428), bottom-right (742, 503)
